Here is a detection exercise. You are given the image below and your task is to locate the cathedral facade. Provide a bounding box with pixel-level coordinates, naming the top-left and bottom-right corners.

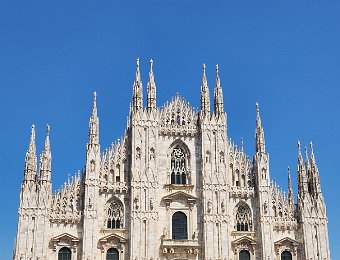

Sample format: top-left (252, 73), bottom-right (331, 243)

top-left (14, 60), bottom-right (331, 260)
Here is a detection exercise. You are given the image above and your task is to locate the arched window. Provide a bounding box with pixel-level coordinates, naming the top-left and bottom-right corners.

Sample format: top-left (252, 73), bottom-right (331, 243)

top-left (172, 211), bottom-right (188, 239)
top-left (281, 251), bottom-right (292, 260)
top-left (106, 248), bottom-right (119, 260)
top-left (106, 201), bottom-right (123, 229)
top-left (171, 147), bottom-right (187, 185)
top-left (58, 247), bottom-right (71, 260)
top-left (239, 250), bottom-right (250, 260)
top-left (236, 205), bottom-right (251, 231)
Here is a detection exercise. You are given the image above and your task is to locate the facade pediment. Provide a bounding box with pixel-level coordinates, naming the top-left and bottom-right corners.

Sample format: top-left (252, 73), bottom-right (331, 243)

top-left (232, 235), bottom-right (257, 246)
top-left (99, 233), bottom-right (127, 244)
top-left (162, 191), bottom-right (197, 202)
top-left (51, 233), bottom-right (80, 243)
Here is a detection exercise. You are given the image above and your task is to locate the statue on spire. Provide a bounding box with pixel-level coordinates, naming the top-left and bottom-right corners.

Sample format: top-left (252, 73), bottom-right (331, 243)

top-left (288, 166), bottom-right (294, 207)
top-left (24, 124), bottom-right (37, 181)
top-left (255, 102), bottom-right (265, 154)
top-left (132, 58), bottom-right (143, 111)
top-left (39, 124), bottom-right (52, 182)
top-left (200, 63), bottom-right (210, 116)
top-left (147, 58), bottom-right (156, 112)
top-left (214, 64), bottom-right (224, 116)
top-left (88, 91), bottom-right (99, 145)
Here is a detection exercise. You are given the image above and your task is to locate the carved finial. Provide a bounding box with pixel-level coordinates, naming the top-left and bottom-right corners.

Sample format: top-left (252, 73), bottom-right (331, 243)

top-left (46, 124), bottom-right (50, 136)
top-left (310, 141), bottom-right (314, 154)
top-left (298, 140), bottom-right (301, 151)
top-left (150, 58), bottom-right (153, 70)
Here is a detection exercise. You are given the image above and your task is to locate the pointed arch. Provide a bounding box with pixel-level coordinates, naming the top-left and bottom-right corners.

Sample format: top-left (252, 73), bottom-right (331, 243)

top-left (105, 197), bottom-right (124, 229)
top-left (235, 202), bottom-right (252, 231)
top-left (168, 140), bottom-right (190, 185)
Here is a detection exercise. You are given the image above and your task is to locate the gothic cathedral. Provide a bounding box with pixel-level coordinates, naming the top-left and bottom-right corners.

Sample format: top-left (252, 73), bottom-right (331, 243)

top-left (14, 59), bottom-right (331, 260)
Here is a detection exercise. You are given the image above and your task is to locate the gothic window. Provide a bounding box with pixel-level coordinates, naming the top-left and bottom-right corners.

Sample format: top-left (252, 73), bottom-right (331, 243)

top-left (106, 248), bottom-right (119, 260)
top-left (171, 146), bottom-right (187, 185)
top-left (281, 251), bottom-right (292, 260)
top-left (239, 250), bottom-right (250, 260)
top-left (172, 211), bottom-right (188, 239)
top-left (106, 201), bottom-right (123, 229)
top-left (236, 205), bottom-right (251, 231)
top-left (58, 247), bottom-right (71, 260)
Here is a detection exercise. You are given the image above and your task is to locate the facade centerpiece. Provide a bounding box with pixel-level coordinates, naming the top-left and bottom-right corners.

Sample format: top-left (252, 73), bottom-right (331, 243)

top-left (14, 59), bottom-right (331, 260)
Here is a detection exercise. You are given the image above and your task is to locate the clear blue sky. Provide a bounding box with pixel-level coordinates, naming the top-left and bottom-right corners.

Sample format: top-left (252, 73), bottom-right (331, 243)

top-left (1, 1), bottom-right (339, 258)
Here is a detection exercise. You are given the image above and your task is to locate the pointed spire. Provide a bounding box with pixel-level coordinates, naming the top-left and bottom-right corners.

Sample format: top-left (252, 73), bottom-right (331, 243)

top-left (214, 64), bottom-right (224, 115)
top-left (298, 140), bottom-right (303, 165)
top-left (24, 124), bottom-right (37, 181)
top-left (147, 58), bottom-right (156, 112)
top-left (132, 58), bottom-right (143, 111)
top-left (89, 91), bottom-right (99, 145)
top-left (241, 137), bottom-right (244, 152)
top-left (297, 141), bottom-right (308, 197)
top-left (39, 124), bottom-right (52, 182)
top-left (309, 141), bottom-right (322, 196)
top-left (255, 102), bottom-right (265, 154)
top-left (288, 166), bottom-right (294, 206)
top-left (200, 63), bottom-right (210, 115)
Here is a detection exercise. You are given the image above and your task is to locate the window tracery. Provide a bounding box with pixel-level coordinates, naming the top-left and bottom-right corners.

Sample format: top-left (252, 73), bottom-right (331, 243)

top-left (171, 146), bottom-right (187, 184)
top-left (236, 205), bottom-right (252, 231)
top-left (106, 201), bottom-right (123, 229)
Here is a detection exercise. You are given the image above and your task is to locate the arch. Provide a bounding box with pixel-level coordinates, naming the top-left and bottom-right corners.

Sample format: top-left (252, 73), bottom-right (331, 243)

top-left (172, 211), bottom-right (188, 239)
top-left (239, 250), bottom-right (250, 260)
top-left (106, 248), bottom-right (119, 260)
top-left (169, 141), bottom-right (189, 185)
top-left (106, 199), bottom-right (123, 229)
top-left (281, 251), bottom-right (292, 260)
top-left (235, 203), bottom-right (252, 231)
top-left (58, 247), bottom-right (71, 260)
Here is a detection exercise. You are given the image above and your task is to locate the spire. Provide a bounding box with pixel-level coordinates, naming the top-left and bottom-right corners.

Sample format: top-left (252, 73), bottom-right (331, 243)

top-left (297, 141), bottom-right (308, 196)
top-left (288, 166), bottom-right (294, 206)
top-left (132, 58), bottom-right (143, 111)
top-left (200, 63), bottom-right (210, 115)
top-left (255, 102), bottom-right (266, 154)
top-left (147, 59), bottom-right (156, 112)
top-left (89, 91), bottom-right (99, 145)
top-left (39, 124), bottom-right (52, 182)
top-left (24, 124), bottom-right (37, 181)
top-left (214, 64), bottom-right (224, 115)
top-left (309, 141), bottom-right (322, 196)
top-left (298, 140), bottom-right (303, 166)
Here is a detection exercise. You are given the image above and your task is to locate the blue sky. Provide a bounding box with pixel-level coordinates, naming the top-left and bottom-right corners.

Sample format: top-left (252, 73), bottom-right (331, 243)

top-left (1, 1), bottom-right (339, 258)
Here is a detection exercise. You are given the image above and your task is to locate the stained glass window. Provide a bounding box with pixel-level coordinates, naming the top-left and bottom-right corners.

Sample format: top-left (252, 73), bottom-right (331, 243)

top-left (172, 211), bottom-right (188, 239)
top-left (236, 205), bottom-right (251, 231)
top-left (58, 247), bottom-right (71, 260)
top-left (106, 201), bottom-right (123, 229)
top-left (106, 248), bottom-right (119, 260)
top-left (171, 147), bottom-right (187, 184)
